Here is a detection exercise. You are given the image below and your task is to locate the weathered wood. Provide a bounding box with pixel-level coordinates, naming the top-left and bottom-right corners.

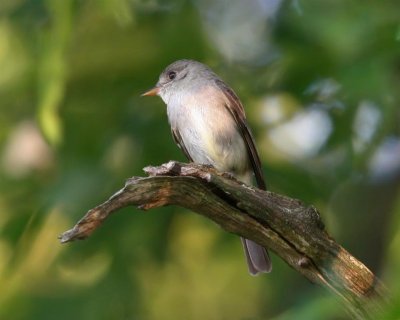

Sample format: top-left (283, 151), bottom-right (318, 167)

top-left (59, 161), bottom-right (387, 319)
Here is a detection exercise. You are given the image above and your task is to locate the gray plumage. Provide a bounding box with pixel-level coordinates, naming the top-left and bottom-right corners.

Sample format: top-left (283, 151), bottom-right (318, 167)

top-left (145, 59), bottom-right (272, 275)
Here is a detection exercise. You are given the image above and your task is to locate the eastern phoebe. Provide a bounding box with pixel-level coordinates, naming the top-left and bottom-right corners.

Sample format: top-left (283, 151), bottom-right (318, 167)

top-left (143, 59), bottom-right (271, 275)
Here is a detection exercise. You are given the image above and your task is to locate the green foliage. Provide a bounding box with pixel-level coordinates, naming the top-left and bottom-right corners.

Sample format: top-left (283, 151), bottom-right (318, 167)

top-left (0, 0), bottom-right (399, 318)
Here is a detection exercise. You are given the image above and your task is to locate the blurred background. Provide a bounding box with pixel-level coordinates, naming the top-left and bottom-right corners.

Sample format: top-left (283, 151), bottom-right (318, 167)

top-left (0, 0), bottom-right (399, 319)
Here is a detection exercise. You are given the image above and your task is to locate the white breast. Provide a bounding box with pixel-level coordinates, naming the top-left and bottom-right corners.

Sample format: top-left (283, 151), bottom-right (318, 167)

top-left (164, 85), bottom-right (249, 175)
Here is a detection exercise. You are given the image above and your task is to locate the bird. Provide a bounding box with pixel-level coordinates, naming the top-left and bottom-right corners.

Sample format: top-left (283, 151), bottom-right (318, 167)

top-left (142, 59), bottom-right (271, 275)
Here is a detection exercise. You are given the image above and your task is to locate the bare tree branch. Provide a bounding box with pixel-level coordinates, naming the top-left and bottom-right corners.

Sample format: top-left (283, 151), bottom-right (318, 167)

top-left (59, 161), bottom-right (387, 319)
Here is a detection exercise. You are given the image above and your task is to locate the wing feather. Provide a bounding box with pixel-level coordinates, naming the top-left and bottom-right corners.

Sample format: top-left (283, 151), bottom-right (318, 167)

top-left (171, 127), bottom-right (194, 162)
top-left (216, 80), bottom-right (266, 190)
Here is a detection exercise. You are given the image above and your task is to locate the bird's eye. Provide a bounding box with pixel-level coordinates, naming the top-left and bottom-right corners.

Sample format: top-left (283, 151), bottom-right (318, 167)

top-left (168, 71), bottom-right (177, 80)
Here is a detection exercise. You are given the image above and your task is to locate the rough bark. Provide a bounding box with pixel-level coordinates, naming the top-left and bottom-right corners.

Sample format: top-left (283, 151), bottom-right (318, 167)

top-left (59, 161), bottom-right (387, 319)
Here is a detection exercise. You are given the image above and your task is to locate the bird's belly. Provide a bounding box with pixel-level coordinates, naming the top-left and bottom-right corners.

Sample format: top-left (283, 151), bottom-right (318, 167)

top-left (171, 104), bottom-right (249, 174)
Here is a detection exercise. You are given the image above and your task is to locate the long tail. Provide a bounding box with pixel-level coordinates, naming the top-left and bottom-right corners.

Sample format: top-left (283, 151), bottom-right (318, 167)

top-left (241, 237), bottom-right (272, 275)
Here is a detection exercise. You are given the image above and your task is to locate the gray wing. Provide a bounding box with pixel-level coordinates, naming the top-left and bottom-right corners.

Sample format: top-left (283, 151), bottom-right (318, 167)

top-left (171, 127), bottom-right (194, 162)
top-left (216, 80), bottom-right (266, 190)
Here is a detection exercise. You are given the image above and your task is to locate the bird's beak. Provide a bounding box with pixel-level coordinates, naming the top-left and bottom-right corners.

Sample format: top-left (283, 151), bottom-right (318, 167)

top-left (141, 86), bottom-right (160, 97)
